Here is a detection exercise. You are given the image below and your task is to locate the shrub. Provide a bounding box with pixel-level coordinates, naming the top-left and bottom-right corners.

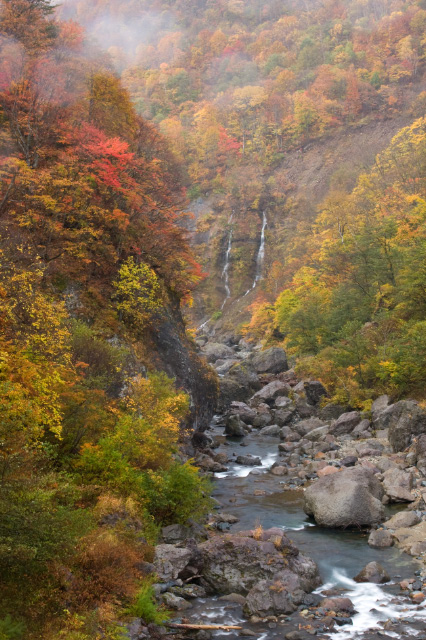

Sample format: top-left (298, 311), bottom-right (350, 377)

top-left (0, 616), bottom-right (25, 640)
top-left (126, 577), bottom-right (170, 624)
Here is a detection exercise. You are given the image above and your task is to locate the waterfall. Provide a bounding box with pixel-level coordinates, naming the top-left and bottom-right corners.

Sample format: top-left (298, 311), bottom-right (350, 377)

top-left (221, 213), bottom-right (234, 310)
top-left (244, 211), bottom-right (267, 296)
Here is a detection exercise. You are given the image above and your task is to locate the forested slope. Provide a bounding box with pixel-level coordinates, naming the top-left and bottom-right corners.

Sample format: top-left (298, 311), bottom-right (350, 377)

top-left (0, 1), bottom-right (215, 637)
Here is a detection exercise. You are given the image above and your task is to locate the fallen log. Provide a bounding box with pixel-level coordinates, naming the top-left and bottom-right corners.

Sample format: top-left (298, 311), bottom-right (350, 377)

top-left (166, 623), bottom-right (243, 631)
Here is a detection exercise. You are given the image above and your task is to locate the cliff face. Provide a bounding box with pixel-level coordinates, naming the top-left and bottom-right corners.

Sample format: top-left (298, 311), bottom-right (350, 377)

top-left (149, 301), bottom-right (218, 431)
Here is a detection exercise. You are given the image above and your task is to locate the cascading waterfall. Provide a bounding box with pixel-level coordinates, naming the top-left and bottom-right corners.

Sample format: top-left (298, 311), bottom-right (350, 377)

top-left (244, 211), bottom-right (267, 296)
top-left (220, 213), bottom-right (234, 310)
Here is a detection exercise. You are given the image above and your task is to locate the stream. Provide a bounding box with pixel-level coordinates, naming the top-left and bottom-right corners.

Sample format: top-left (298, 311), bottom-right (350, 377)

top-left (183, 423), bottom-right (426, 640)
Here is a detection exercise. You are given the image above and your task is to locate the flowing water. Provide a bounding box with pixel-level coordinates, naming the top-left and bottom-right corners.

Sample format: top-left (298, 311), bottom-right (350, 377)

top-left (244, 212), bottom-right (267, 296)
top-left (221, 214), bottom-right (234, 310)
top-left (184, 424), bottom-right (426, 639)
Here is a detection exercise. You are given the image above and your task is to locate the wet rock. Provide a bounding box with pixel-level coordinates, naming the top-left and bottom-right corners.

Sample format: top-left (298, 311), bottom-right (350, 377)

top-left (383, 468), bottom-right (414, 502)
top-left (321, 597), bottom-right (355, 613)
top-left (259, 424), bottom-right (281, 436)
top-left (368, 529), bottom-right (394, 548)
top-left (304, 467), bottom-right (384, 528)
top-left (197, 455), bottom-right (228, 472)
top-left (204, 343), bottom-right (235, 363)
top-left (354, 561), bottom-right (390, 584)
top-left (410, 591), bottom-right (425, 604)
top-left (251, 347), bottom-right (288, 375)
top-left (330, 411), bottom-right (362, 436)
top-left (304, 381), bottom-right (328, 406)
top-left (250, 381), bottom-right (291, 406)
top-left (384, 511), bottom-right (420, 529)
top-left (154, 545), bottom-right (192, 581)
top-left (236, 455), bottom-right (261, 466)
top-left (373, 400), bottom-right (426, 452)
top-left (225, 415), bottom-right (248, 437)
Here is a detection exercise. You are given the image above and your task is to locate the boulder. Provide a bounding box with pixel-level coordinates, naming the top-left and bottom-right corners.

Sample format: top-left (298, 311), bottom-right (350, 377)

top-left (215, 359), bottom-right (240, 375)
top-left (384, 511), bottom-right (420, 529)
top-left (280, 426), bottom-right (301, 442)
top-left (392, 521), bottom-right (426, 556)
top-left (382, 468), bottom-right (414, 502)
top-left (250, 380), bottom-right (291, 406)
top-left (319, 404), bottom-right (349, 421)
top-left (228, 401), bottom-right (257, 424)
top-left (304, 381), bottom-right (328, 406)
top-left (199, 529), bottom-right (320, 596)
top-left (204, 342), bottom-right (235, 363)
top-left (330, 411), bottom-right (362, 436)
top-left (317, 465), bottom-right (339, 478)
top-left (160, 592), bottom-right (192, 610)
top-left (373, 400), bottom-right (426, 452)
top-left (340, 456), bottom-right (358, 467)
top-left (353, 419), bottom-right (372, 437)
top-left (154, 544), bottom-right (192, 581)
top-left (251, 348), bottom-right (288, 375)
top-left (252, 405), bottom-right (273, 428)
top-left (161, 524), bottom-right (191, 544)
top-left (259, 424), bottom-right (281, 436)
top-left (225, 415), bottom-right (248, 437)
top-left (368, 529), bottom-right (394, 548)
top-left (236, 455), bottom-right (261, 466)
top-left (275, 396), bottom-right (295, 410)
top-left (244, 579), bottom-right (304, 616)
top-left (354, 562), bottom-right (390, 584)
top-left (305, 426), bottom-right (330, 442)
top-left (294, 417), bottom-right (326, 437)
top-left (303, 467), bottom-right (384, 528)
top-left (274, 409), bottom-right (295, 426)
top-left (321, 597), bottom-right (355, 613)
top-left (371, 395), bottom-right (390, 417)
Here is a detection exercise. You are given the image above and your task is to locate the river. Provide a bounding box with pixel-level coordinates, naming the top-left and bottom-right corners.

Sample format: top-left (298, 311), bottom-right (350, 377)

top-left (183, 422), bottom-right (426, 640)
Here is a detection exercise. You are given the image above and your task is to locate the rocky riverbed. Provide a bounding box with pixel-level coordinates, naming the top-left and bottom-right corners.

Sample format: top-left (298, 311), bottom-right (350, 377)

top-left (128, 335), bottom-right (426, 640)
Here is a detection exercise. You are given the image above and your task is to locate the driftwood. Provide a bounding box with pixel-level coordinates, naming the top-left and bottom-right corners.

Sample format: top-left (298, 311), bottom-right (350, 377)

top-left (166, 622), bottom-right (243, 631)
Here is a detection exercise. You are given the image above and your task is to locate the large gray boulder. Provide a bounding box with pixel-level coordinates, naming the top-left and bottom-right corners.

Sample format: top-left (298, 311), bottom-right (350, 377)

top-left (154, 544), bottom-right (192, 581)
top-left (303, 467), bottom-right (384, 528)
top-left (382, 468), bottom-right (414, 502)
top-left (204, 342), bottom-right (235, 363)
top-left (250, 380), bottom-right (291, 406)
top-left (199, 529), bottom-right (320, 599)
top-left (294, 417), bottom-right (326, 437)
top-left (225, 414), bottom-right (248, 437)
top-left (227, 401), bottom-right (257, 425)
top-left (219, 362), bottom-right (261, 409)
top-left (330, 411), bottom-right (362, 436)
top-left (250, 348), bottom-right (288, 374)
top-left (373, 400), bottom-right (426, 452)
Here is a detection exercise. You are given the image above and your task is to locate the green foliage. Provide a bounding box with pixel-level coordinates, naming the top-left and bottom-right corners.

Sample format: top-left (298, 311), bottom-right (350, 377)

top-left (125, 577), bottom-right (170, 624)
top-left (0, 616), bottom-right (25, 640)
